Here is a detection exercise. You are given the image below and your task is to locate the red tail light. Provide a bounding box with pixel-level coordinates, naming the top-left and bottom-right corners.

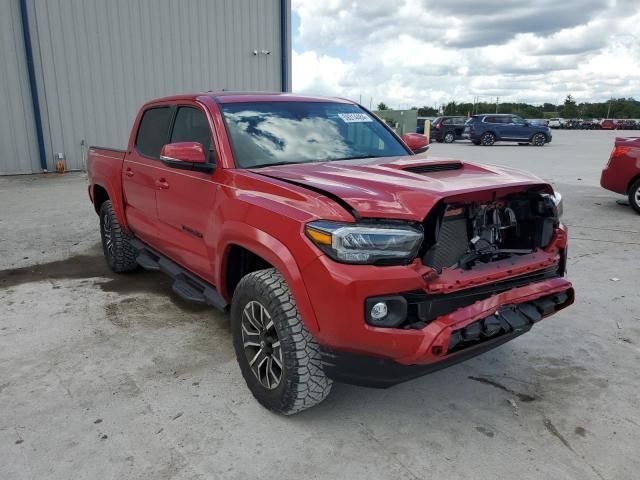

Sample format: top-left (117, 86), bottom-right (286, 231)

top-left (608, 145), bottom-right (631, 166)
top-left (613, 146), bottom-right (631, 157)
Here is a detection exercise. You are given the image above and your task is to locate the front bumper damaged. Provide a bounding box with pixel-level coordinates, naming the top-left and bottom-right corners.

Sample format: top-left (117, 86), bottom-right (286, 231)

top-left (321, 283), bottom-right (574, 388)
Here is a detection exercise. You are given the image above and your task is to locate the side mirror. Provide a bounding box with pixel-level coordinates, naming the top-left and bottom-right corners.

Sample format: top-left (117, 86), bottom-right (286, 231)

top-left (401, 133), bottom-right (429, 154)
top-left (160, 142), bottom-right (214, 172)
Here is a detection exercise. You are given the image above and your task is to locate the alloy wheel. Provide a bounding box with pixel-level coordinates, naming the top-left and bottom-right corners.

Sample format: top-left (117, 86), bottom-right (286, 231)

top-left (482, 133), bottom-right (495, 146)
top-left (241, 300), bottom-right (283, 389)
top-left (533, 134), bottom-right (545, 146)
top-left (102, 213), bottom-right (114, 257)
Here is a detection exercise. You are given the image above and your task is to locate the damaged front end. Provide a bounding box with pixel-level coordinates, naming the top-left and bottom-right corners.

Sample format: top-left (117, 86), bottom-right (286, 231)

top-left (365, 188), bottom-right (571, 335)
top-left (422, 190), bottom-right (563, 273)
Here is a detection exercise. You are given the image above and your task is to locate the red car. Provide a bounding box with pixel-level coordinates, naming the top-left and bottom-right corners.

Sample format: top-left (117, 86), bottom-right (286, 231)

top-left (601, 119), bottom-right (616, 130)
top-left (601, 136), bottom-right (640, 213)
top-left (87, 93), bottom-right (573, 414)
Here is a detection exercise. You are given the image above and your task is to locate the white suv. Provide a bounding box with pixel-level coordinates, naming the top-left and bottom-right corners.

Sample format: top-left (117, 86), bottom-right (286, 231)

top-left (548, 118), bottom-right (565, 129)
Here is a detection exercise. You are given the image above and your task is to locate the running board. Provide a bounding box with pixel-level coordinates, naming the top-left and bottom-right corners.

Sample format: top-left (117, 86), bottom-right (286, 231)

top-left (131, 239), bottom-right (227, 311)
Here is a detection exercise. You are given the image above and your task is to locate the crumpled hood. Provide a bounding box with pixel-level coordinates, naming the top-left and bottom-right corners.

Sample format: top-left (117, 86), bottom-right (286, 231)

top-left (251, 156), bottom-right (551, 220)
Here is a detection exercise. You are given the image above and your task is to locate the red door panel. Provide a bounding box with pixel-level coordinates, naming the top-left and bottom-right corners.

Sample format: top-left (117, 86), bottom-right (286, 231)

top-left (155, 169), bottom-right (218, 282)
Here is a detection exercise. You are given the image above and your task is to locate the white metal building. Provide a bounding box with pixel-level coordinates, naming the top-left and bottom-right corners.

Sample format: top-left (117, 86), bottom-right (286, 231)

top-left (0, 0), bottom-right (291, 175)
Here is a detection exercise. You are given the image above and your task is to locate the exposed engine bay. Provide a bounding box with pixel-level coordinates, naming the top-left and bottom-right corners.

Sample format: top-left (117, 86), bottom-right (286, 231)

top-left (422, 191), bottom-right (560, 272)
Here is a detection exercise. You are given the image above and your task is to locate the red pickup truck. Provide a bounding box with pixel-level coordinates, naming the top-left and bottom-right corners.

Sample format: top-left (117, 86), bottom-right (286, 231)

top-left (87, 93), bottom-right (573, 414)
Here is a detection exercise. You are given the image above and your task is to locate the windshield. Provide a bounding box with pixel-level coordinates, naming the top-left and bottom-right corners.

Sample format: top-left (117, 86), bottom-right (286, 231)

top-left (220, 101), bottom-right (409, 168)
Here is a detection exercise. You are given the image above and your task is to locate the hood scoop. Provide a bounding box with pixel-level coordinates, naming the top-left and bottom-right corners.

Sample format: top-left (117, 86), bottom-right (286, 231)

top-left (402, 161), bottom-right (463, 174)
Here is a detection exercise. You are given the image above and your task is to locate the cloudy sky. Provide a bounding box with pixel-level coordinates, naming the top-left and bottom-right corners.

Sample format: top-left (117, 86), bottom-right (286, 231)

top-left (291, 0), bottom-right (640, 108)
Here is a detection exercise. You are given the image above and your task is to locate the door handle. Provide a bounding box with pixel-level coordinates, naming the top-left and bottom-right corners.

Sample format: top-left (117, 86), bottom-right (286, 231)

top-left (155, 179), bottom-right (170, 190)
top-left (125, 168), bottom-right (134, 177)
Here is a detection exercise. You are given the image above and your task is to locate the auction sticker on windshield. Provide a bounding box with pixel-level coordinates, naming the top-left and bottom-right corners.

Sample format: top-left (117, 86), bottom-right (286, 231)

top-left (337, 113), bottom-right (373, 123)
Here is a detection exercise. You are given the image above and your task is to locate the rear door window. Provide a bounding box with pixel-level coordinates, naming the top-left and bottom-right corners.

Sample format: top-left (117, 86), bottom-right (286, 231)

top-left (485, 116), bottom-right (508, 124)
top-left (135, 107), bottom-right (172, 158)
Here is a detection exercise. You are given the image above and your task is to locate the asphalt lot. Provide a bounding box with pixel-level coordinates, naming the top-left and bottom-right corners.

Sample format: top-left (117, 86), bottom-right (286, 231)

top-left (1, 129), bottom-right (639, 479)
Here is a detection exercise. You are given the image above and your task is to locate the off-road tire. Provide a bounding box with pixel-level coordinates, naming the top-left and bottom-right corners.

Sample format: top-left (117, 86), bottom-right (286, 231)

top-left (531, 133), bottom-right (546, 146)
top-left (629, 178), bottom-right (640, 214)
top-left (444, 132), bottom-right (455, 143)
top-left (231, 268), bottom-right (332, 415)
top-left (481, 132), bottom-right (496, 146)
top-left (99, 200), bottom-right (138, 273)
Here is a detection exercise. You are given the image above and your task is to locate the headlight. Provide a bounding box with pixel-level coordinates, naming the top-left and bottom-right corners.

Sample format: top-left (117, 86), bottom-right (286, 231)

top-left (552, 191), bottom-right (563, 217)
top-left (305, 221), bottom-right (423, 265)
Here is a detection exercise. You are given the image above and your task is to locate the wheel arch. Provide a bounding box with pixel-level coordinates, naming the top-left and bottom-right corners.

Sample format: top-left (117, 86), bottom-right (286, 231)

top-left (92, 184), bottom-right (110, 213)
top-left (92, 181), bottom-right (129, 231)
top-left (217, 222), bottom-right (321, 334)
top-left (530, 131), bottom-right (549, 142)
top-left (626, 174), bottom-right (640, 195)
top-left (480, 130), bottom-right (498, 142)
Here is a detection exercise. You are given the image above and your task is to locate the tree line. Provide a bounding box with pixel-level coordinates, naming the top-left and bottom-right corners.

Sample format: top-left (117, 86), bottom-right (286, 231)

top-left (378, 96), bottom-right (640, 119)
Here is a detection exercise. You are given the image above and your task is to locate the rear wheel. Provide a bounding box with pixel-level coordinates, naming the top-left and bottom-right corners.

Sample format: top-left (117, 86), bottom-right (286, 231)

top-left (99, 200), bottom-right (138, 273)
top-left (481, 132), bottom-right (496, 146)
top-left (444, 132), bottom-right (455, 143)
top-left (231, 268), bottom-right (332, 415)
top-left (530, 133), bottom-right (546, 146)
top-left (629, 178), bottom-right (640, 214)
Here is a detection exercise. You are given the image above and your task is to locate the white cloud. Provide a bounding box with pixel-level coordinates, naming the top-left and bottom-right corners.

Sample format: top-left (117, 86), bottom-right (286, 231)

top-left (292, 50), bottom-right (350, 94)
top-left (291, 0), bottom-right (640, 107)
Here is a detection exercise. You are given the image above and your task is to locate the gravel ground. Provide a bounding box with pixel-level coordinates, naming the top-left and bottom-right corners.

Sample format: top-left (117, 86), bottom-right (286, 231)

top-left (1, 129), bottom-right (638, 480)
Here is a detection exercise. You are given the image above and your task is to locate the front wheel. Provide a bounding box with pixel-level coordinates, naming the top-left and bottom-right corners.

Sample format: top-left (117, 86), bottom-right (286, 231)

top-left (481, 132), bottom-right (496, 146)
top-left (444, 132), bottom-right (455, 143)
top-left (530, 133), bottom-right (546, 146)
top-left (231, 269), bottom-right (332, 415)
top-left (629, 178), bottom-right (640, 214)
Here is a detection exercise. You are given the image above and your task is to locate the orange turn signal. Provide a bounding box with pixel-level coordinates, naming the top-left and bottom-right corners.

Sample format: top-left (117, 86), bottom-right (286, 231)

top-left (306, 227), bottom-right (332, 246)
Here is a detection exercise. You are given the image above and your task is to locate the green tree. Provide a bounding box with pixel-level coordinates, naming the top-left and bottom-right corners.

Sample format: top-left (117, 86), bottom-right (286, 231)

top-left (417, 106), bottom-right (438, 117)
top-left (377, 102), bottom-right (388, 111)
top-left (562, 95), bottom-right (578, 118)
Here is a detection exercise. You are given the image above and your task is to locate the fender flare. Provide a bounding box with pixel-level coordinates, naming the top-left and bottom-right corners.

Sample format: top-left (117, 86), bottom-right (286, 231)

top-left (216, 221), bottom-right (321, 335)
top-left (92, 180), bottom-right (129, 231)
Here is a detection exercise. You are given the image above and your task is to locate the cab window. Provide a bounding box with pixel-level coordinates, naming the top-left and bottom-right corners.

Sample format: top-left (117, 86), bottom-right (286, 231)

top-left (170, 107), bottom-right (213, 152)
top-left (135, 107), bottom-right (172, 158)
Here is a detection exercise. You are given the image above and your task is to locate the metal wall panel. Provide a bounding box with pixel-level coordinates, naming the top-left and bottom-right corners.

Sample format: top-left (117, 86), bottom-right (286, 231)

top-left (21, 0), bottom-right (285, 172)
top-left (0, 0), bottom-right (41, 174)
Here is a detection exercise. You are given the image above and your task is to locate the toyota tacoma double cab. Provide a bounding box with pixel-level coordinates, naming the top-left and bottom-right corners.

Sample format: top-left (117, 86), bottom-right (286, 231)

top-left (87, 93), bottom-right (574, 415)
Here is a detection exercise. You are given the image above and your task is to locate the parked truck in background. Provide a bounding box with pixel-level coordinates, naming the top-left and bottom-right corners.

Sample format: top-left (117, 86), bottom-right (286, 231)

top-left (87, 93), bottom-right (574, 414)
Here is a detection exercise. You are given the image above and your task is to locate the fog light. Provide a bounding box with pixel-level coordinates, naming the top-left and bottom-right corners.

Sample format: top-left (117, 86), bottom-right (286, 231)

top-left (365, 296), bottom-right (408, 328)
top-left (370, 302), bottom-right (388, 320)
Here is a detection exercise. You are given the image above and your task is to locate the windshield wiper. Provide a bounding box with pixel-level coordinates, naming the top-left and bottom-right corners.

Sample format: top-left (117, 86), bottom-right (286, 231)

top-left (250, 155), bottom-right (379, 168)
top-left (250, 161), bottom-right (309, 169)
top-left (331, 154), bottom-right (379, 161)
